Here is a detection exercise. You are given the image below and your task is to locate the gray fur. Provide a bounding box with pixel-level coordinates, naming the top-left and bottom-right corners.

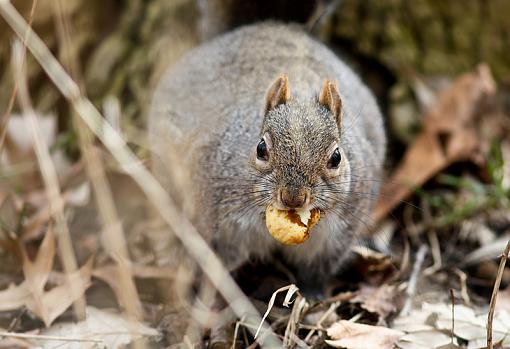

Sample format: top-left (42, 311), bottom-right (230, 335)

top-left (149, 22), bottom-right (386, 279)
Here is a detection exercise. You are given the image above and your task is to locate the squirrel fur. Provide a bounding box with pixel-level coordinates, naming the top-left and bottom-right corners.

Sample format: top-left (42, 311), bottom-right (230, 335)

top-left (149, 21), bottom-right (386, 284)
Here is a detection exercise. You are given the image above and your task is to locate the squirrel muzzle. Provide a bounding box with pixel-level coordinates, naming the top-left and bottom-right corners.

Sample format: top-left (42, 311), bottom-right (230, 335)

top-left (278, 187), bottom-right (310, 209)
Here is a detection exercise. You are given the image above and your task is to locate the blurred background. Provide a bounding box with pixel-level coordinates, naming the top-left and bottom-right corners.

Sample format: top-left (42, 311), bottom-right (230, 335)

top-left (0, 0), bottom-right (510, 348)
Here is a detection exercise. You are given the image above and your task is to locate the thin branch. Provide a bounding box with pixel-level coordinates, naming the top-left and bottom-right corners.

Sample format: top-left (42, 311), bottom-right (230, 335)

top-left (0, 0), bottom-right (38, 155)
top-left (52, 0), bottom-right (143, 322)
top-left (0, 331), bottom-right (102, 343)
top-left (11, 40), bottom-right (86, 320)
top-left (0, 1), bottom-right (281, 346)
top-left (487, 237), bottom-right (510, 349)
top-left (399, 244), bottom-right (428, 316)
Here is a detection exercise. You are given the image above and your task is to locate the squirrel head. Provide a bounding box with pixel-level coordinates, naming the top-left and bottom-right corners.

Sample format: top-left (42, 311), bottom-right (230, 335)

top-left (249, 74), bottom-right (351, 213)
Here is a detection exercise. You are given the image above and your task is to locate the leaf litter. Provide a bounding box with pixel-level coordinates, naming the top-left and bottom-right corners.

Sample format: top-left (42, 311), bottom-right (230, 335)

top-left (0, 226), bottom-right (92, 326)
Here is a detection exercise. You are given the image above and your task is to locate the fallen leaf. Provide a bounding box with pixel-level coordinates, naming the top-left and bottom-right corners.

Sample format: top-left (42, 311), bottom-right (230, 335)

top-left (392, 302), bottom-right (510, 349)
top-left (351, 284), bottom-right (398, 319)
top-left (26, 259), bottom-right (93, 326)
top-left (374, 64), bottom-right (497, 222)
top-left (397, 331), bottom-right (456, 349)
top-left (0, 227), bottom-right (92, 326)
top-left (0, 283), bottom-right (31, 311)
top-left (38, 306), bottom-right (160, 349)
top-left (350, 246), bottom-right (396, 283)
top-left (255, 284), bottom-right (299, 339)
top-left (326, 320), bottom-right (404, 349)
top-left (0, 337), bottom-right (31, 349)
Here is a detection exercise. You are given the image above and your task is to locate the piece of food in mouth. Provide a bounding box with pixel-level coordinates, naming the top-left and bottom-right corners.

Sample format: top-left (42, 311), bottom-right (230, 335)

top-left (265, 205), bottom-right (320, 245)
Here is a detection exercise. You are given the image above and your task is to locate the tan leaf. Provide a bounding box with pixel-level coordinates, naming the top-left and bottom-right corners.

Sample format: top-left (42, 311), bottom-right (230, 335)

top-left (350, 246), bottom-right (396, 282)
top-left (0, 283), bottom-right (30, 311)
top-left (22, 225), bottom-right (55, 292)
top-left (351, 284), bottom-right (398, 319)
top-left (0, 337), bottom-right (31, 349)
top-left (39, 306), bottom-right (159, 349)
top-left (374, 64), bottom-right (496, 222)
top-left (21, 225), bottom-right (55, 323)
top-left (326, 320), bottom-right (404, 349)
top-left (26, 258), bottom-right (93, 326)
top-left (0, 227), bottom-right (92, 326)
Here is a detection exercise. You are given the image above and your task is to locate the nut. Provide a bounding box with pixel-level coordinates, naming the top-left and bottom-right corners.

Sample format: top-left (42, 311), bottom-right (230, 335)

top-left (265, 205), bottom-right (320, 245)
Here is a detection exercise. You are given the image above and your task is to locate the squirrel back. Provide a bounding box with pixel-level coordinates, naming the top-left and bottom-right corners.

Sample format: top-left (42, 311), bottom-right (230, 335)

top-left (149, 22), bottom-right (386, 279)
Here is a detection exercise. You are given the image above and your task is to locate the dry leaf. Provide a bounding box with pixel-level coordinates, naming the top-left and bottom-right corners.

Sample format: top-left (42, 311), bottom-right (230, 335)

top-left (0, 337), bottom-right (31, 349)
top-left (351, 246), bottom-right (396, 282)
top-left (397, 331), bottom-right (455, 349)
top-left (374, 64), bottom-right (496, 221)
top-left (351, 284), bottom-right (398, 319)
top-left (392, 302), bottom-right (510, 349)
top-left (255, 284), bottom-right (299, 339)
top-left (38, 306), bottom-right (160, 349)
top-left (26, 259), bottom-right (93, 326)
top-left (326, 321), bottom-right (404, 349)
top-left (0, 228), bottom-right (92, 326)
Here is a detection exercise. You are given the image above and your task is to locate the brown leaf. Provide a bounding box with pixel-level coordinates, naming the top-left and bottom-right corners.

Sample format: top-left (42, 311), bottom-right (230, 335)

top-left (26, 258), bottom-right (93, 326)
top-left (20, 225), bottom-right (55, 323)
top-left (0, 227), bottom-right (92, 326)
top-left (326, 320), bottom-right (404, 349)
top-left (351, 246), bottom-right (397, 283)
top-left (374, 64), bottom-right (496, 222)
top-left (0, 283), bottom-right (31, 311)
top-left (351, 284), bottom-right (398, 319)
top-left (22, 224), bottom-right (55, 292)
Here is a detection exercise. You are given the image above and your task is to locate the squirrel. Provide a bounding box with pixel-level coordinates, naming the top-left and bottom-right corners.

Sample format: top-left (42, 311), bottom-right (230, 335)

top-left (148, 18), bottom-right (386, 289)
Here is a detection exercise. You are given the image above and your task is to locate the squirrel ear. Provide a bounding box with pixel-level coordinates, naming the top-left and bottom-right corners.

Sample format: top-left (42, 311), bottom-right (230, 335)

top-left (265, 74), bottom-right (290, 114)
top-left (319, 80), bottom-right (343, 128)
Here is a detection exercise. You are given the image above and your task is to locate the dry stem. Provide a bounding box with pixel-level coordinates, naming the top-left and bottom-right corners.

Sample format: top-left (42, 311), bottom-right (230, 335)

top-left (487, 237), bottom-right (510, 349)
top-left (11, 40), bottom-right (86, 320)
top-left (0, 0), bottom-right (38, 155)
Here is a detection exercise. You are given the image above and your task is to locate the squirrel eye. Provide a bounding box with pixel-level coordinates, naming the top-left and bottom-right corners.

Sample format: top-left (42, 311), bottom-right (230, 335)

top-left (256, 139), bottom-right (269, 161)
top-left (327, 148), bottom-right (341, 169)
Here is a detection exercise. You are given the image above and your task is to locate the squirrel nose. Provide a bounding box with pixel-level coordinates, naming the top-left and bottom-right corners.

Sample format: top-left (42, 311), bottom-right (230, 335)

top-left (279, 188), bottom-right (309, 209)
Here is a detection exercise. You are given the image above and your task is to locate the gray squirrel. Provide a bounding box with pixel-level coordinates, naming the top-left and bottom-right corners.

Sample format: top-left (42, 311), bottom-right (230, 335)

top-left (149, 16), bottom-right (386, 288)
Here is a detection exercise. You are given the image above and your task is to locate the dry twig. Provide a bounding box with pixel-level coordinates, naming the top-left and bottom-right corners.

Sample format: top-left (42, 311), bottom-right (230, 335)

top-left (487, 237), bottom-right (510, 349)
top-left (0, 0), bottom-right (38, 155)
top-left (400, 244), bottom-right (428, 316)
top-left (11, 40), bottom-right (86, 320)
top-left (0, 331), bottom-right (102, 343)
